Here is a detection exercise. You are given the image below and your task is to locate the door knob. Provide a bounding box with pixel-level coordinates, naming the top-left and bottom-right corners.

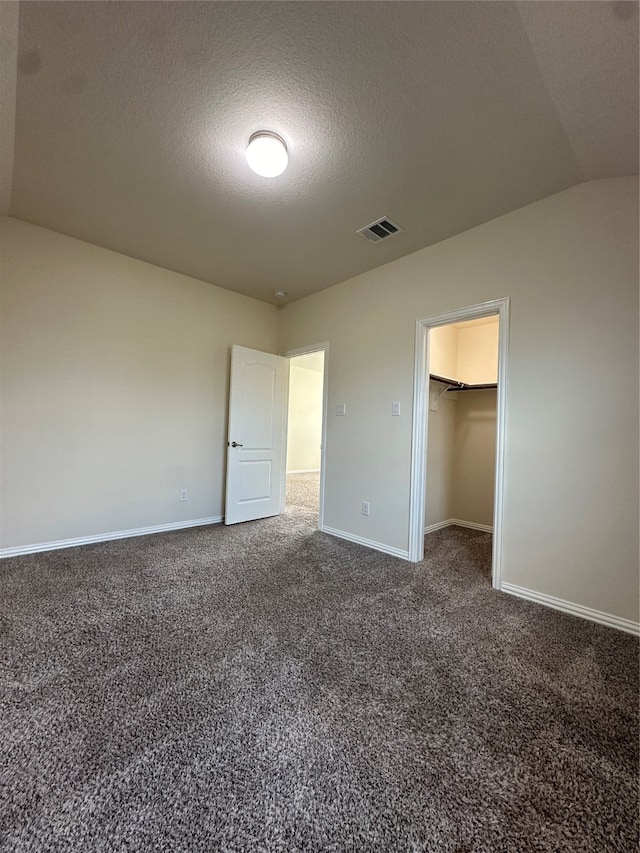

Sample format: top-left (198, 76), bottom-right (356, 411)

top-left (230, 441), bottom-right (243, 448)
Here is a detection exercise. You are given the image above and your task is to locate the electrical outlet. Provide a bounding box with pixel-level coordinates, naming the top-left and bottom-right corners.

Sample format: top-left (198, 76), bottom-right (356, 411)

top-left (362, 501), bottom-right (370, 516)
top-left (179, 489), bottom-right (188, 502)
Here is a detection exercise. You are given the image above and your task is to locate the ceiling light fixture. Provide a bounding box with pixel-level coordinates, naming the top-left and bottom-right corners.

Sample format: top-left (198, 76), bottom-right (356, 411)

top-left (274, 290), bottom-right (287, 299)
top-left (246, 131), bottom-right (288, 177)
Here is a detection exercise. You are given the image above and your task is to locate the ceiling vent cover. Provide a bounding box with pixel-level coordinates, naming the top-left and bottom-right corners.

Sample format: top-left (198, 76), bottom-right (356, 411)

top-left (357, 216), bottom-right (403, 244)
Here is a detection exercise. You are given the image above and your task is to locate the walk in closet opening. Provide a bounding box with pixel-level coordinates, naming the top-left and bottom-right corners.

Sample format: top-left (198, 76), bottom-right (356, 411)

top-left (424, 315), bottom-right (499, 579)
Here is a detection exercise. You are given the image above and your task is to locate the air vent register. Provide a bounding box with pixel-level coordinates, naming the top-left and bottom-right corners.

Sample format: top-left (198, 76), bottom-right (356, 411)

top-left (356, 216), bottom-right (403, 244)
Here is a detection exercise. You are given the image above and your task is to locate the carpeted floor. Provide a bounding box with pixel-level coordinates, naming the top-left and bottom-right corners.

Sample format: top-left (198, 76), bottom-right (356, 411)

top-left (1, 473), bottom-right (638, 852)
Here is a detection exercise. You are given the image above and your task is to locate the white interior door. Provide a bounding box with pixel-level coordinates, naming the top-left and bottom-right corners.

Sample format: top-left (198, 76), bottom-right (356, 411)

top-left (224, 345), bottom-right (289, 525)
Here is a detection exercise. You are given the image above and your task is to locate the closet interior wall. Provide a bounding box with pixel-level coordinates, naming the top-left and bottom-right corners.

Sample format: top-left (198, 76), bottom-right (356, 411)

top-left (425, 318), bottom-right (498, 531)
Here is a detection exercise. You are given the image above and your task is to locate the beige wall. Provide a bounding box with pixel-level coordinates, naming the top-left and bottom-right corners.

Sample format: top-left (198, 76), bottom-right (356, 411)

top-left (287, 353), bottom-right (324, 472)
top-left (0, 217), bottom-right (278, 548)
top-left (278, 177), bottom-right (639, 624)
top-left (425, 381), bottom-right (456, 526)
top-left (429, 324), bottom-right (458, 380)
top-left (451, 390), bottom-right (497, 527)
top-left (456, 321), bottom-right (498, 385)
top-left (430, 318), bottom-right (499, 385)
top-left (426, 386), bottom-right (497, 529)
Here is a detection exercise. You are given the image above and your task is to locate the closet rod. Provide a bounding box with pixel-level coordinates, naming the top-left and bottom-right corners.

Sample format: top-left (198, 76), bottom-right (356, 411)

top-left (429, 374), bottom-right (497, 391)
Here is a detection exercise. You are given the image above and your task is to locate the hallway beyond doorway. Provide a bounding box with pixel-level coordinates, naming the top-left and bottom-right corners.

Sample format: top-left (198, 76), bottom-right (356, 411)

top-left (286, 472), bottom-right (320, 524)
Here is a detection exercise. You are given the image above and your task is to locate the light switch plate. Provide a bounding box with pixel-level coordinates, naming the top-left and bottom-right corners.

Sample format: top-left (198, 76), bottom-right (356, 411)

top-left (392, 401), bottom-right (401, 416)
top-left (336, 403), bottom-right (346, 416)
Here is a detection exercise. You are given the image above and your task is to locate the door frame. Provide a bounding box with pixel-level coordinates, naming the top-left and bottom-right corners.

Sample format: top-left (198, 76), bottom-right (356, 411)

top-left (281, 342), bottom-right (329, 530)
top-left (408, 298), bottom-right (510, 590)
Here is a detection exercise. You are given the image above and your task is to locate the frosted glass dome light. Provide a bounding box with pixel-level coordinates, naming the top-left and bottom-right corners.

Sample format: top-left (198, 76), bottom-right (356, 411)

top-left (246, 132), bottom-right (288, 177)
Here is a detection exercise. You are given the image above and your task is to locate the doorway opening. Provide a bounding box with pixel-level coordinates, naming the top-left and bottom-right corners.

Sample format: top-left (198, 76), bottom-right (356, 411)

top-left (283, 344), bottom-right (328, 529)
top-left (426, 315), bottom-right (499, 582)
top-left (408, 299), bottom-right (509, 590)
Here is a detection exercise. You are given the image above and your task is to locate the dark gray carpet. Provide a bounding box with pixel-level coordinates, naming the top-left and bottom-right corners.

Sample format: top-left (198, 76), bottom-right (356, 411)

top-left (1, 473), bottom-right (638, 852)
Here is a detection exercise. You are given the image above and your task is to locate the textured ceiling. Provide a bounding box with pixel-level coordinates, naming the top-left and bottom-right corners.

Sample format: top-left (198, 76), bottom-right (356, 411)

top-left (7, 1), bottom-right (639, 304)
top-left (0, 2), bottom-right (18, 215)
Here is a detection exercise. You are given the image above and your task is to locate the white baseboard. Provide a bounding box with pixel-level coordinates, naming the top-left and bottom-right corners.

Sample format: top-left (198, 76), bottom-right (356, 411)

top-left (424, 518), bottom-right (455, 534)
top-left (501, 582), bottom-right (640, 636)
top-left (0, 516), bottom-right (224, 559)
top-left (287, 469), bottom-right (321, 474)
top-left (320, 525), bottom-right (409, 561)
top-left (424, 518), bottom-right (493, 534)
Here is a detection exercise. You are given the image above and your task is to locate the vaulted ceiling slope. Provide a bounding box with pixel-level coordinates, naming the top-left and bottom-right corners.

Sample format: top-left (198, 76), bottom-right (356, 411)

top-left (6, 1), bottom-right (639, 304)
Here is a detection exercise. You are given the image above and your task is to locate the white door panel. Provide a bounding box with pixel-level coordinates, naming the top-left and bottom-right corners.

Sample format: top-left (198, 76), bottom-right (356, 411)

top-left (238, 459), bottom-right (272, 502)
top-left (225, 346), bottom-right (288, 525)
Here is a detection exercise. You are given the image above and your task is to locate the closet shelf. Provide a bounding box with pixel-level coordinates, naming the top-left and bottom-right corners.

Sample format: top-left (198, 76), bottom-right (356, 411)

top-left (429, 373), bottom-right (497, 392)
